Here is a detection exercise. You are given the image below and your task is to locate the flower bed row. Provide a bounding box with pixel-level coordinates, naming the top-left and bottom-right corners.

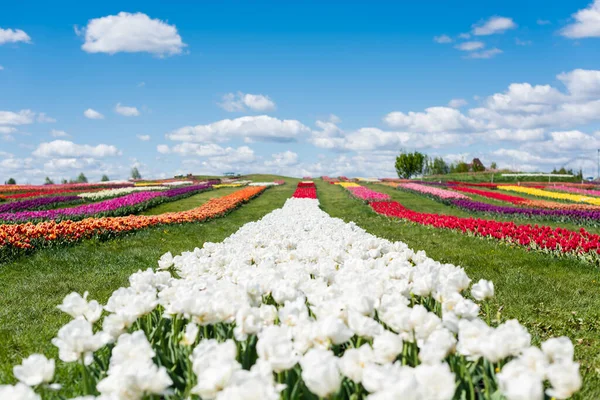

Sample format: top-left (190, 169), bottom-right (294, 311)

top-left (3, 196), bottom-right (582, 399)
top-left (449, 186), bottom-right (600, 211)
top-left (398, 183), bottom-right (469, 200)
top-left (0, 195), bottom-right (83, 213)
top-left (549, 185), bottom-right (600, 197)
top-left (0, 181), bottom-right (132, 194)
top-left (292, 181), bottom-right (317, 198)
top-left (500, 186), bottom-right (600, 206)
top-left (0, 186), bottom-right (267, 261)
top-left (451, 198), bottom-right (600, 227)
top-left (3, 187), bottom-right (111, 200)
top-left (451, 186), bottom-right (527, 204)
top-left (336, 183), bottom-right (390, 201)
top-left (0, 184), bottom-right (213, 223)
top-left (370, 200), bottom-right (600, 263)
top-left (77, 186), bottom-right (167, 200)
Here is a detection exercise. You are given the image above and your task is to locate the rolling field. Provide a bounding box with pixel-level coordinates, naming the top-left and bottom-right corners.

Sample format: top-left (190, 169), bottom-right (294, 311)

top-left (1, 175), bottom-right (598, 399)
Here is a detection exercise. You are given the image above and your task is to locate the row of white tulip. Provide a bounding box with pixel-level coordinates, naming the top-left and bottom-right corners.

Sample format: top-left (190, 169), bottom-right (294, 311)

top-left (162, 181), bottom-right (195, 186)
top-left (2, 198), bottom-right (582, 399)
top-left (77, 186), bottom-right (168, 200)
top-left (249, 182), bottom-right (282, 187)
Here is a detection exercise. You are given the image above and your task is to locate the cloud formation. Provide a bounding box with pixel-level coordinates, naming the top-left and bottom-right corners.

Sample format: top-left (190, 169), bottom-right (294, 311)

top-left (80, 12), bottom-right (186, 56)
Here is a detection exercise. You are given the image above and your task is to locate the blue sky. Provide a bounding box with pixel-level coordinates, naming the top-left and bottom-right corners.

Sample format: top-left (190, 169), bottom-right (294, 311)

top-left (2, 0), bottom-right (600, 183)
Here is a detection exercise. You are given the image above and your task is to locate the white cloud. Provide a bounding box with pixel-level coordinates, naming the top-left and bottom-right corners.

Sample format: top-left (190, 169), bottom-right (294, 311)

top-left (557, 69), bottom-right (600, 98)
top-left (115, 103), bottom-right (140, 117)
top-left (473, 16), bottom-right (517, 35)
top-left (0, 65), bottom-right (4, 70)
top-left (0, 110), bottom-right (35, 125)
top-left (0, 127), bottom-right (16, 134)
top-left (448, 98), bottom-right (468, 108)
top-left (33, 140), bottom-right (120, 158)
top-left (488, 128), bottom-right (546, 141)
top-left (458, 33), bottom-right (471, 39)
top-left (434, 35), bottom-right (453, 44)
top-left (137, 134), bottom-right (151, 141)
top-left (157, 144), bottom-right (170, 154)
top-left (84, 108), bottom-right (104, 119)
top-left (484, 83), bottom-right (566, 112)
top-left (466, 48), bottom-right (503, 59)
top-left (265, 151), bottom-right (299, 167)
top-left (537, 19), bottom-right (551, 25)
top-left (166, 143), bottom-right (256, 163)
top-left (560, 0), bottom-right (600, 38)
top-left (81, 12), bottom-right (186, 56)
top-left (329, 114), bottom-right (341, 124)
top-left (455, 41), bottom-right (485, 51)
top-left (0, 28), bottom-right (31, 44)
top-left (166, 115), bottom-right (310, 143)
top-left (50, 129), bottom-right (70, 138)
top-left (384, 106), bottom-right (486, 133)
top-left (515, 38), bottom-right (532, 46)
top-left (219, 92), bottom-right (276, 112)
top-left (37, 113), bottom-right (56, 123)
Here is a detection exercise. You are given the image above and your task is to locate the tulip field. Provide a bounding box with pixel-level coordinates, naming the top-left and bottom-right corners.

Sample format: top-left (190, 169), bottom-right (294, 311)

top-left (1, 176), bottom-right (600, 399)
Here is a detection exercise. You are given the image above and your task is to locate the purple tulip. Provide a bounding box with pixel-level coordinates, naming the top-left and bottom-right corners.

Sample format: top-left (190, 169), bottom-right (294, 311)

top-left (451, 198), bottom-right (600, 223)
top-left (0, 196), bottom-right (81, 213)
top-left (0, 183), bottom-right (212, 222)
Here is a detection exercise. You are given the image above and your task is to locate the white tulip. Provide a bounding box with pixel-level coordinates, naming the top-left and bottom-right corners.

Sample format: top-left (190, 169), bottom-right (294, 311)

top-left (415, 363), bottom-right (455, 400)
top-left (300, 349), bottom-right (342, 398)
top-left (471, 279), bottom-right (494, 301)
top-left (13, 354), bottom-right (55, 386)
top-left (545, 362), bottom-right (582, 399)
top-left (541, 336), bottom-right (575, 364)
top-left (372, 331), bottom-right (403, 364)
top-left (338, 344), bottom-right (374, 382)
top-left (0, 383), bottom-right (40, 400)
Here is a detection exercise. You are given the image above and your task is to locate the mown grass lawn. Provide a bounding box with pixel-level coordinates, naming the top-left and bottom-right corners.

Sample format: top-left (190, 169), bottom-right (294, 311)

top-left (317, 180), bottom-right (600, 399)
top-left (0, 178), bottom-right (298, 396)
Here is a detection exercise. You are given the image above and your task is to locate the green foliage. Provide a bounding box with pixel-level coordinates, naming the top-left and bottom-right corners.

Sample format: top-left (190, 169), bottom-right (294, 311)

top-left (490, 162), bottom-right (497, 170)
top-left (430, 157), bottom-right (450, 175)
top-left (44, 177), bottom-right (54, 185)
top-left (454, 161), bottom-right (469, 173)
top-left (5, 178), bottom-right (16, 185)
top-left (471, 158), bottom-right (486, 172)
top-left (395, 151), bottom-right (426, 179)
top-left (101, 174), bottom-right (110, 182)
top-left (61, 179), bottom-right (68, 184)
top-left (76, 173), bottom-right (88, 183)
top-left (131, 167), bottom-right (142, 180)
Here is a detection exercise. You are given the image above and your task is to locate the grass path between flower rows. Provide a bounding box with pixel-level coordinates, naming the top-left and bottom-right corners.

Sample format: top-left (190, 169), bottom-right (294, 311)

top-left (316, 180), bottom-right (600, 399)
top-left (0, 176), bottom-right (299, 392)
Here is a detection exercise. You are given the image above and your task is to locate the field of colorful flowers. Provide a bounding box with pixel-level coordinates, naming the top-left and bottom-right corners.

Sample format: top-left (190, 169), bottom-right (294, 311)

top-left (550, 185), bottom-right (600, 197)
top-left (0, 185), bottom-right (266, 261)
top-left (500, 186), bottom-right (600, 206)
top-left (371, 200), bottom-right (600, 263)
top-left (0, 195), bottom-right (83, 213)
top-left (337, 183), bottom-right (390, 201)
top-left (451, 198), bottom-right (600, 226)
top-left (292, 181), bottom-right (317, 198)
top-left (77, 186), bottom-right (167, 200)
top-left (2, 189), bottom-right (583, 399)
top-left (398, 183), bottom-right (469, 200)
top-left (0, 184), bottom-right (212, 223)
